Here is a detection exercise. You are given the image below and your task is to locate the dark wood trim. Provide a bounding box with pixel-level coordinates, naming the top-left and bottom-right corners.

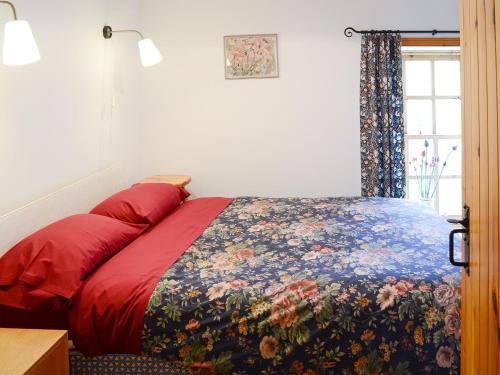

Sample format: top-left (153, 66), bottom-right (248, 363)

top-left (402, 37), bottom-right (460, 47)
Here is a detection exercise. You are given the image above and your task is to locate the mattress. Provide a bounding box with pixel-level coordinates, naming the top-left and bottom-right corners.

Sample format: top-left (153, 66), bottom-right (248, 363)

top-left (69, 197), bottom-right (461, 374)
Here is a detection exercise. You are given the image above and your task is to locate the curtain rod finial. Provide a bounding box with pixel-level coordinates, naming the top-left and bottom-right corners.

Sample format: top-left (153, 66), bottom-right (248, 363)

top-left (344, 27), bottom-right (356, 37)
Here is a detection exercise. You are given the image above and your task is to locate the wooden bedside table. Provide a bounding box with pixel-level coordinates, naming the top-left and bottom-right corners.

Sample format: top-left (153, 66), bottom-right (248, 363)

top-left (0, 329), bottom-right (69, 375)
top-left (140, 174), bottom-right (191, 188)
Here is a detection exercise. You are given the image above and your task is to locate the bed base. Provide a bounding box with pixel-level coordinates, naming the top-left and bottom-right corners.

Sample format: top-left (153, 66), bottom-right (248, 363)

top-left (69, 350), bottom-right (189, 375)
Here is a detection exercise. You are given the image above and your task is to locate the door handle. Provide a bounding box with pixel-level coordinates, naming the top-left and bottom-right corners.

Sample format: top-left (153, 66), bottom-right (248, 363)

top-left (447, 205), bottom-right (470, 274)
top-left (449, 228), bottom-right (469, 270)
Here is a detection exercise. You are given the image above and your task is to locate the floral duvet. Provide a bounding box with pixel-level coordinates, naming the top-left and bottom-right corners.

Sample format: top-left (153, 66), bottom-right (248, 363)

top-left (142, 197), bottom-right (461, 375)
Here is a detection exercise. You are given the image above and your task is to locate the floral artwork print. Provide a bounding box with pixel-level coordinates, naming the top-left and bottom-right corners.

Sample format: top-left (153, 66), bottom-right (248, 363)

top-left (142, 197), bottom-right (460, 374)
top-left (224, 34), bottom-right (279, 79)
top-left (360, 33), bottom-right (406, 198)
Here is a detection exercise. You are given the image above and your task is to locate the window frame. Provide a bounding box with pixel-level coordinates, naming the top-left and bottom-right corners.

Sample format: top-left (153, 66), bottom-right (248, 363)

top-left (402, 37), bottom-right (460, 47)
top-left (402, 46), bottom-right (462, 216)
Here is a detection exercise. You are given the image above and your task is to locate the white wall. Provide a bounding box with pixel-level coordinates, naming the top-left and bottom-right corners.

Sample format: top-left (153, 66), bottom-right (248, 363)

top-left (0, 0), bottom-right (142, 216)
top-left (139, 0), bottom-right (460, 198)
top-left (0, 0), bottom-right (461, 219)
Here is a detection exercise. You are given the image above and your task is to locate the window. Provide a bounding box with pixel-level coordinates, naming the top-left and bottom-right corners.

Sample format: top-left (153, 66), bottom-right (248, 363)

top-left (402, 46), bottom-right (462, 216)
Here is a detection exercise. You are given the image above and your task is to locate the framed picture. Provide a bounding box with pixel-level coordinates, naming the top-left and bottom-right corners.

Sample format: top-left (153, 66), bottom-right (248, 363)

top-left (224, 34), bottom-right (279, 79)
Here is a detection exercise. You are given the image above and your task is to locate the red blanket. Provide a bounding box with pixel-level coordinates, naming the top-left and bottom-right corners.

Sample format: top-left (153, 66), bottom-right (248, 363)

top-left (69, 197), bottom-right (233, 356)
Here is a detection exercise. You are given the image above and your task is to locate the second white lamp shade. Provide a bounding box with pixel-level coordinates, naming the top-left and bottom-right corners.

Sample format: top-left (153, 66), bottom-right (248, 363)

top-left (138, 38), bottom-right (162, 67)
top-left (3, 20), bottom-right (40, 66)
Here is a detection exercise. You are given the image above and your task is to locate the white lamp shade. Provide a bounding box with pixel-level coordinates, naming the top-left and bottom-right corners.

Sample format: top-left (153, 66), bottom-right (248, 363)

top-left (3, 20), bottom-right (40, 66)
top-left (138, 38), bottom-right (162, 67)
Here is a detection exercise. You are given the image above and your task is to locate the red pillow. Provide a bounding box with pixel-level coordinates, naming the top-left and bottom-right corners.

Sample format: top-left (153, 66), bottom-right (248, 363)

top-left (0, 214), bottom-right (147, 302)
top-left (90, 183), bottom-right (190, 225)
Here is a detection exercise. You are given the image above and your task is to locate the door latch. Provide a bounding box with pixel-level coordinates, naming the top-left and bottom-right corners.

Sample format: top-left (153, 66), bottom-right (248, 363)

top-left (447, 204), bottom-right (470, 275)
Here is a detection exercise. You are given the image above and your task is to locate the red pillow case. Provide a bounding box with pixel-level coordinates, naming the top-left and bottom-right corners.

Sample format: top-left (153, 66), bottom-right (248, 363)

top-left (90, 183), bottom-right (189, 225)
top-left (0, 214), bottom-right (147, 307)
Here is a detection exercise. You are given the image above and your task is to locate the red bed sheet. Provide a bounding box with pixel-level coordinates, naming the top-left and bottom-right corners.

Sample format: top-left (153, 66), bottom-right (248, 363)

top-left (69, 197), bottom-right (233, 356)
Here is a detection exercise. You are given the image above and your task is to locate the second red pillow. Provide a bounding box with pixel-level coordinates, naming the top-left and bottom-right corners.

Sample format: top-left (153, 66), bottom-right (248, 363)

top-left (90, 183), bottom-right (189, 225)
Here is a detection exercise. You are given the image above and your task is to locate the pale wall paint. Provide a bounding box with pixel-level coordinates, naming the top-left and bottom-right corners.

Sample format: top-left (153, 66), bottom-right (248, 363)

top-left (139, 0), bottom-right (460, 198)
top-left (0, 0), bottom-right (142, 216)
top-left (0, 0), bottom-right (460, 220)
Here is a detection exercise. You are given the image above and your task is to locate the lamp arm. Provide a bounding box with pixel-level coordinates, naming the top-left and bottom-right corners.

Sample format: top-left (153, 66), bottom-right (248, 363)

top-left (113, 29), bottom-right (145, 39)
top-left (0, 1), bottom-right (17, 20)
top-left (103, 26), bottom-right (144, 40)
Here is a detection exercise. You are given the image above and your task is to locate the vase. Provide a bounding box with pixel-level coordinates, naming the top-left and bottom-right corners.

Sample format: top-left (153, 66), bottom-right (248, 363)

top-left (420, 198), bottom-right (434, 207)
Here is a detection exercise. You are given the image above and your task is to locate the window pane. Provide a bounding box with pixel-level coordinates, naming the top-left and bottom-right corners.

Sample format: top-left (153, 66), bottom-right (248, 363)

top-left (435, 60), bottom-right (461, 96)
top-left (438, 179), bottom-right (462, 216)
top-left (408, 179), bottom-right (420, 201)
top-left (438, 139), bottom-right (461, 176)
top-left (405, 60), bottom-right (432, 96)
top-left (403, 52), bottom-right (462, 217)
top-left (406, 100), bottom-right (433, 135)
top-left (436, 99), bottom-right (461, 135)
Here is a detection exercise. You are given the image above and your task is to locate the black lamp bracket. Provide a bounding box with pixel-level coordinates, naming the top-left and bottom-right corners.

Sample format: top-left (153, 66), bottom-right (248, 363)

top-left (103, 26), bottom-right (144, 40)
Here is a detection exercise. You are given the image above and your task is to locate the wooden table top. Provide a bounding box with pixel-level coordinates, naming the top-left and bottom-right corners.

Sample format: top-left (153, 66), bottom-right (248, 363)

top-left (0, 328), bottom-right (67, 375)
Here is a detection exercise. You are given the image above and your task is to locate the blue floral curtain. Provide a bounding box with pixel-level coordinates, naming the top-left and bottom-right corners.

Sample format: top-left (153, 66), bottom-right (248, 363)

top-left (360, 33), bottom-right (405, 198)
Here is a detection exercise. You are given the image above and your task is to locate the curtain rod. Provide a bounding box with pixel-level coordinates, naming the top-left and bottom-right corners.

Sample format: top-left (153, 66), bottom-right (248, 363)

top-left (344, 27), bottom-right (460, 37)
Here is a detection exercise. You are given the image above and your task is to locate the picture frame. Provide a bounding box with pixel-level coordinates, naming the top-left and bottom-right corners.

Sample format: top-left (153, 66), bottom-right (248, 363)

top-left (224, 34), bottom-right (279, 80)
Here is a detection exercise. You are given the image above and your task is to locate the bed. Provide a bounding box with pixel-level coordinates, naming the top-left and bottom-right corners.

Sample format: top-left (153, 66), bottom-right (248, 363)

top-left (63, 196), bottom-right (460, 375)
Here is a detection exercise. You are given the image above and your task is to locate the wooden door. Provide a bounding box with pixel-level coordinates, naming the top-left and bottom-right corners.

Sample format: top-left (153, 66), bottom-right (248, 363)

top-left (460, 0), bottom-right (500, 373)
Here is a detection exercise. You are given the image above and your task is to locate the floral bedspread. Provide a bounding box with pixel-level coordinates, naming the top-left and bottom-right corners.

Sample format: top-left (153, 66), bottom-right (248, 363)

top-left (142, 197), bottom-right (460, 375)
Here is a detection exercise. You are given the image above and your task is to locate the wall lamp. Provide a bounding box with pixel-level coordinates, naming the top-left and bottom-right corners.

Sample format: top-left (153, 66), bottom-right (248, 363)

top-left (0, 1), bottom-right (40, 66)
top-left (103, 26), bottom-right (162, 67)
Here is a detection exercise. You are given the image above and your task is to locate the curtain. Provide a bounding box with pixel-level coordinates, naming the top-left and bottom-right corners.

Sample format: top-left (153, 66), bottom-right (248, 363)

top-left (360, 33), bottom-right (405, 198)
